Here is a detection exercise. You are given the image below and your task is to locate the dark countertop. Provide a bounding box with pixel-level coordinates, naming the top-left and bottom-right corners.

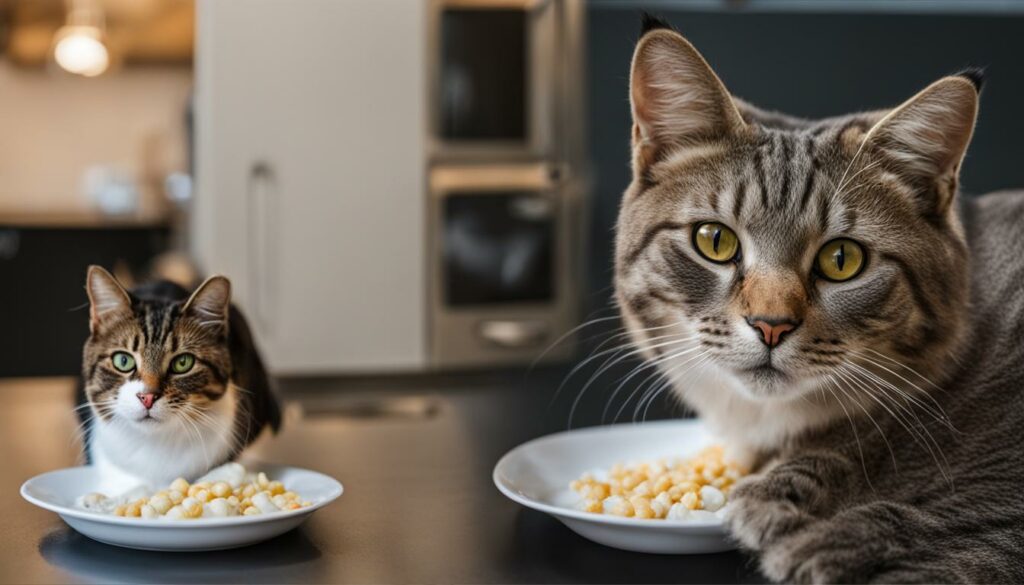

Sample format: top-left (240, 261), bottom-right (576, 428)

top-left (1, 372), bottom-right (764, 584)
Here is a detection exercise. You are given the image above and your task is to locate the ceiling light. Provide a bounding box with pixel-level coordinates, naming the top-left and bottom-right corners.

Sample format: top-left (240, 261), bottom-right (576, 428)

top-left (54, 25), bottom-right (109, 77)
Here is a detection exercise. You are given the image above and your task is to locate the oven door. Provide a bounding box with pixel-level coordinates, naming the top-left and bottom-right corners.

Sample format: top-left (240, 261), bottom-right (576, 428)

top-left (429, 163), bottom-right (579, 367)
top-left (428, 0), bottom-right (560, 161)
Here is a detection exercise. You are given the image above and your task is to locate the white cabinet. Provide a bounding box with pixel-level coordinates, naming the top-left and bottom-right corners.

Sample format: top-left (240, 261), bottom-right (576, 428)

top-left (192, 0), bottom-right (427, 374)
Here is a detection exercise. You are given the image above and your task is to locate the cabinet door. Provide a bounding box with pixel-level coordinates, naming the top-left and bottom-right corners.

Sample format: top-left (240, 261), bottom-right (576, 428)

top-left (194, 0), bottom-right (427, 373)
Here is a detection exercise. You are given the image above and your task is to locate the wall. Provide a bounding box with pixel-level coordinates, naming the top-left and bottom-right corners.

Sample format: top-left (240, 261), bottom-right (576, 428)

top-left (0, 61), bottom-right (192, 216)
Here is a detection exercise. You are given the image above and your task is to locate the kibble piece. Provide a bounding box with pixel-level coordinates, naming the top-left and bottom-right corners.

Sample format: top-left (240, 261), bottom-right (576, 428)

top-left (651, 492), bottom-right (673, 518)
top-left (602, 495), bottom-right (634, 517)
top-left (149, 494), bottom-right (172, 514)
top-left (170, 478), bottom-right (190, 494)
top-left (211, 482), bottom-right (231, 498)
top-left (680, 491), bottom-right (700, 510)
top-left (252, 491), bottom-right (280, 514)
top-left (205, 498), bottom-right (231, 517)
top-left (667, 502), bottom-right (690, 521)
top-left (181, 497), bottom-right (202, 518)
top-left (80, 493), bottom-right (107, 508)
top-left (699, 485), bottom-right (726, 512)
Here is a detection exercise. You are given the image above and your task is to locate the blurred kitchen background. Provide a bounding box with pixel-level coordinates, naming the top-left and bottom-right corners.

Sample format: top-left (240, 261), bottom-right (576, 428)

top-left (4, 0), bottom-right (1024, 428)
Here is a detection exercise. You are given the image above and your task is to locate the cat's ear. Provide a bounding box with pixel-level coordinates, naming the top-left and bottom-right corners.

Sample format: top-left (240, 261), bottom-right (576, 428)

top-left (629, 22), bottom-right (746, 171)
top-left (86, 265), bottom-right (133, 333)
top-left (865, 72), bottom-right (981, 216)
top-left (182, 275), bottom-right (231, 326)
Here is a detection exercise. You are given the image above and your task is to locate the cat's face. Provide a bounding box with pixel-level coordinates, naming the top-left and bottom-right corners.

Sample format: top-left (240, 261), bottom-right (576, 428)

top-left (615, 24), bottom-right (976, 402)
top-left (82, 267), bottom-right (234, 434)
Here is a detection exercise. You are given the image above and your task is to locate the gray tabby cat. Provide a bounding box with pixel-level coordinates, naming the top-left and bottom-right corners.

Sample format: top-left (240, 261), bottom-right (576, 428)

top-left (614, 15), bottom-right (1024, 583)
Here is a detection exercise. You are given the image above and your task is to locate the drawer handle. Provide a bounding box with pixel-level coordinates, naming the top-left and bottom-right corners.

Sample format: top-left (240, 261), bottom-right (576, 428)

top-left (478, 320), bottom-right (549, 348)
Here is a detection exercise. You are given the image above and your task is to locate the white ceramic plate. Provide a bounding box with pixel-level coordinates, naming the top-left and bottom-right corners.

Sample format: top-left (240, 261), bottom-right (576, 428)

top-left (494, 419), bottom-right (737, 554)
top-left (21, 463), bottom-right (343, 552)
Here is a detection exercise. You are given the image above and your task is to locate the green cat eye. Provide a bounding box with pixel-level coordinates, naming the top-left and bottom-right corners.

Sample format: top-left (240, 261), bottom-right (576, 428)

top-left (816, 238), bottom-right (866, 282)
top-left (171, 353), bottom-right (196, 374)
top-left (693, 222), bottom-right (740, 263)
top-left (111, 352), bottom-right (136, 373)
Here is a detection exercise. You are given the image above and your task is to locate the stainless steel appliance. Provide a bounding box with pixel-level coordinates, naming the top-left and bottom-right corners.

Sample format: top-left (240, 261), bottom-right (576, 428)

top-left (428, 0), bottom-right (587, 367)
top-left (193, 0), bottom-right (585, 374)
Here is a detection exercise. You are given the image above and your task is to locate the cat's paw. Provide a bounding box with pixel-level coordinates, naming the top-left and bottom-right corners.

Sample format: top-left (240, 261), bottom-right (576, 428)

top-left (726, 477), bottom-right (812, 551)
top-left (760, 542), bottom-right (845, 584)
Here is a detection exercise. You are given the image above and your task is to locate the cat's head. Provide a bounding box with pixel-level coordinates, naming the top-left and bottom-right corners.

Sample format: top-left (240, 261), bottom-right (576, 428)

top-left (614, 20), bottom-right (977, 404)
top-left (82, 266), bottom-right (235, 433)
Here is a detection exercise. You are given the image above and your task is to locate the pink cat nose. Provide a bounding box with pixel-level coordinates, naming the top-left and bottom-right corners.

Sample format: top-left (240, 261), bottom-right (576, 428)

top-left (746, 316), bottom-right (800, 348)
top-left (136, 392), bottom-right (157, 410)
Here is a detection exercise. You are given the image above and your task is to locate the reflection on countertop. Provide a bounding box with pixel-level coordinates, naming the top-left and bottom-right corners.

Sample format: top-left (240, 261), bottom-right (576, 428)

top-left (1, 374), bottom-right (763, 584)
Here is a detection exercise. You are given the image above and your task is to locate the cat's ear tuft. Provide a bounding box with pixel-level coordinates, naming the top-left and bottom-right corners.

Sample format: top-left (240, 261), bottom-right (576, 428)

top-left (629, 27), bottom-right (745, 172)
top-left (86, 265), bottom-right (132, 333)
top-left (954, 66), bottom-right (985, 92)
top-left (640, 12), bottom-right (673, 36)
top-left (182, 275), bottom-right (231, 325)
top-left (866, 75), bottom-right (979, 215)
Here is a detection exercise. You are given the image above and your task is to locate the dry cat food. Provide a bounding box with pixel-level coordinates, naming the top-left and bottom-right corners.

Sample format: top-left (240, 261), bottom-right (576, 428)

top-left (569, 445), bottom-right (747, 521)
top-left (76, 463), bottom-right (312, 520)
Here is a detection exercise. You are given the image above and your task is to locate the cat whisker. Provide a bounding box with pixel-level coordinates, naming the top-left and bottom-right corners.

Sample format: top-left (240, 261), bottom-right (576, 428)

top-left (633, 348), bottom-right (707, 423)
top-left (599, 338), bottom-right (701, 423)
top-left (837, 362), bottom-right (953, 486)
top-left (176, 410), bottom-right (211, 470)
top-left (831, 366), bottom-right (899, 473)
top-left (614, 347), bottom-right (708, 424)
top-left (843, 358), bottom-right (953, 430)
top-left (568, 332), bottom-right (697, 428)
top-left (847, 350), bottom-right (952, 424)
top-left (822, 375), bottom-right (875, 492)
top-left (531, 314), bottom-right (623, 369)
top-left (552, 323), bottom-right (686, 399)
top-left (639, 351), bottom-right (713, 423)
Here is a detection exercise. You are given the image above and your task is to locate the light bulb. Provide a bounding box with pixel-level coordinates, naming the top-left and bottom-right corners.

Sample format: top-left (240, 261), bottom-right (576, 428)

top-left (54, 25), bottom-right (109, 77)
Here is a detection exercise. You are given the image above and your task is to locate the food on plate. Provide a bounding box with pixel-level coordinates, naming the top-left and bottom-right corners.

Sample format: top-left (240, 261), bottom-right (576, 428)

top-left (569, 445), bottom-right (746, 521)
top-left (75, 463), bottom-right (312, 520)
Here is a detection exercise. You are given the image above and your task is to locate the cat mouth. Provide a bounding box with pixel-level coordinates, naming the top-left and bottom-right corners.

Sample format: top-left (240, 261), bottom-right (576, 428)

top-left (744, 364), bottom-right (789, 381)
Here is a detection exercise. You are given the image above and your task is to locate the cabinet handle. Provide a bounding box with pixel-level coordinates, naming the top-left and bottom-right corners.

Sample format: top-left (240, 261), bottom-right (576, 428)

top-left (247, 162), bottom-right (276, 334)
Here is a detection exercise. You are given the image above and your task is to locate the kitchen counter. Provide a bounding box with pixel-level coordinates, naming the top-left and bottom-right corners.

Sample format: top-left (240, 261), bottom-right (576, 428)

top-left (1, 373), bottom-right (764, 584)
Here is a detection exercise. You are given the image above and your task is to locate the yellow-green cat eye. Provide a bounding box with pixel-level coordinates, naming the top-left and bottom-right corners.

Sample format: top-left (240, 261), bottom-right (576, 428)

top-left (693, 222), bottom-right (740, 263)
top-left (111, 352), bottom-right (135, 373)
top-left (171, 353), bottom-right (195, 374)
top-left (816, 238), bottom-right (865, 282)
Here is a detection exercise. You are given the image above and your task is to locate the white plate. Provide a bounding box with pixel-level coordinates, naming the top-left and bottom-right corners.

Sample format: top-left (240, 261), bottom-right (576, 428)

top-left (493, 419), bottom-right (737, 554)
top-left (21, 463), bottom-right (343, 552)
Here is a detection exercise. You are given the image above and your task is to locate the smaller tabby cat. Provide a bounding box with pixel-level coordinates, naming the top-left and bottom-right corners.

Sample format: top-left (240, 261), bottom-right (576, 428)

top-left (77, 266), bottom-right (280, 491)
